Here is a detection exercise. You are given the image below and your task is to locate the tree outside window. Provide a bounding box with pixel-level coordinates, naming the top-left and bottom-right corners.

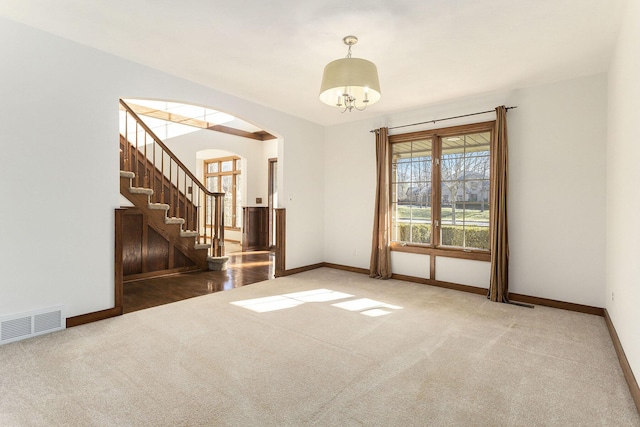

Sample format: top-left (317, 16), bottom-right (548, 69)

top-left (390, 122), bottom-right (493, 251)
top-left (440, 133), bottom-right (490, 249)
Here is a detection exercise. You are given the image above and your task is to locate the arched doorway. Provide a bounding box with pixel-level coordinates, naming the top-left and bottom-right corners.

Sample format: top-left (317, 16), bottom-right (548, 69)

top-left (118, 99), bottom-right (280, 313)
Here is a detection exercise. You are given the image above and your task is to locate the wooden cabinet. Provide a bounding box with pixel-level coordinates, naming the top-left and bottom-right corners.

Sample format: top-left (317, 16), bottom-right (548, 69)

top-left (242, 206), bottom-right (269, 251)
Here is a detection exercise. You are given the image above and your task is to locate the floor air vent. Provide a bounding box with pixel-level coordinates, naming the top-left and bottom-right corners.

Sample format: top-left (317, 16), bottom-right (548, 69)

top-left (0, 306), bottom-right (65, 345)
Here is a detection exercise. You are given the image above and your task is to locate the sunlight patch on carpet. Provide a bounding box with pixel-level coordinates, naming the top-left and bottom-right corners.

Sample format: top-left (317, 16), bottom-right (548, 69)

top-left (231, 289), bottom-right (402, 316)
top-left (230, 295), bottom-right (304, 313)
top-left (331, 298), bottom-right (402, 312)
top-left (360, 309), bottom-right (392, 317)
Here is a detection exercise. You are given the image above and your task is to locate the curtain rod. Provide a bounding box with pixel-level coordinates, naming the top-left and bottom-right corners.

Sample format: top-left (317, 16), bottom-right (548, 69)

top-left (369, 106), bottom-right (517, 133)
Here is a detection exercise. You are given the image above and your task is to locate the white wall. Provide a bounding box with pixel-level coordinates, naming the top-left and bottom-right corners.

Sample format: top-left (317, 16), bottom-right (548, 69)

top-left (324, 73), bottom-right (607, 307)
top-left (606, 0), bottom-right (640, 388)
top-left (0, 17), bottom-right (323, 319)
top-left (159, 130), bottom-right (277, 243)
top-left (166, 130), bottom-right (277, 211)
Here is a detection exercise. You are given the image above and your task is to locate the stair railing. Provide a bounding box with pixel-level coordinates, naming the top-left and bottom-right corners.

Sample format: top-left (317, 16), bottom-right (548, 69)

top-left (119, 99), bottom-right (225, 257)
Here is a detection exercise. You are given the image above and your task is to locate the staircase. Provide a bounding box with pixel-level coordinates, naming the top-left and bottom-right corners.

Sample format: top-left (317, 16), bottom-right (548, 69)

top-left (119, 100), bottom-right (225, 279)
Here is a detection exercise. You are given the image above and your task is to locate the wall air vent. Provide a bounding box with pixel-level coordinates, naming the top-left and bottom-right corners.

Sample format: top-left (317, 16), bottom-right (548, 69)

top-left (0, 306), bottom-right (65, 345)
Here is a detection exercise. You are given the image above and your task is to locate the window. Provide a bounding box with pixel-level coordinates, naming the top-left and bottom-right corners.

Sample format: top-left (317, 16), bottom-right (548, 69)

top-left (391, 138), bottom-right (433, 245)
top-left (390, 121), bottom-right (493, 254)
top-left (204, 156), bottom-right (242, 229)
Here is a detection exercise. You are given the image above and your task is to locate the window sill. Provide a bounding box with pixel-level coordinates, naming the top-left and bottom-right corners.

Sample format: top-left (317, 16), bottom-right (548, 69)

top-left (390, 243), bottom-right (490, 262)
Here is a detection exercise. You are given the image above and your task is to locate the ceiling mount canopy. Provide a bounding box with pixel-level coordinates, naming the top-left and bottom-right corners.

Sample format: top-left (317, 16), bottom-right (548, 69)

top-left (319, 35), bottom-right (381, 113)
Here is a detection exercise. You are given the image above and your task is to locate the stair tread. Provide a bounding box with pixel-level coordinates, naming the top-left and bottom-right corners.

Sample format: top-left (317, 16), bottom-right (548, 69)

top-left (120, 130), bottom-right (220, 272)
top-left (130, 187), bottom-right (153, 195)
top-left (165, 217), bottom-right (185, 224)
top-left (148, 203), bottom-right (170, 210)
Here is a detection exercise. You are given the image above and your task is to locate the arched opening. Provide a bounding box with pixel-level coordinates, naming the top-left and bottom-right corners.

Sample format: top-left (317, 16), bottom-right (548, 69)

top-left (118, 98), bottom-right (280, 313)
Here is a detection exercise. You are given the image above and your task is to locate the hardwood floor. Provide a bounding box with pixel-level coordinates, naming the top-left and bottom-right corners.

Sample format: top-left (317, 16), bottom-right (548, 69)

top-left (123, 248), bottom-right (274, 314)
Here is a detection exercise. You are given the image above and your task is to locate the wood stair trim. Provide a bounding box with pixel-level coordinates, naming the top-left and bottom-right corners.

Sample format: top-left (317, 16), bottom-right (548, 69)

top-left (121, 171), bottom-right (208, 250)
top-left (120, 174), bottom-right (208, 268)
top-left (120, 136), bottom-right (198, 229)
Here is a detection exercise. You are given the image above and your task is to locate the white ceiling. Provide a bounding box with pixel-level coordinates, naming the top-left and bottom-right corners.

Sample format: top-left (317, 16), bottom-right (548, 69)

top-left (0, 0), bottom-right (628, 126)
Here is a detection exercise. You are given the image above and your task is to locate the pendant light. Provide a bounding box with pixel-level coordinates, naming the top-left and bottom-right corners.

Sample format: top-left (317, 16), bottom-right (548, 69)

top-left (319, 36), bottom-right (381, 112)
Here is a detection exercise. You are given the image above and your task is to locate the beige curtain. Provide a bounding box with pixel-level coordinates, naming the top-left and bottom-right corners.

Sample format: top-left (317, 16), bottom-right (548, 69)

top-left (369, 127), bottom-right (392, 279)
top-left (488, 106), bottom-right (510, 302)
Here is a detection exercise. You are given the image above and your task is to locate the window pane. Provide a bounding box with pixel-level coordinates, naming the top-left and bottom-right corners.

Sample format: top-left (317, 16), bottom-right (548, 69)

top-left (235, 159), bottom-right (242, 171)
top-left (391, 139), bottom-right (432, 245)
top-left (207, 162), bottom-right (218, 173)
top-left (222, 175), bottom-right (233, 227)
top-left (440, 132), bottom-right (490, 250)
top-left (221, 160), bottom-right (233, 172)
top-left (206, 176), bottom-right (218, 192)
top-left (221, 174), bottom-right (232, 194)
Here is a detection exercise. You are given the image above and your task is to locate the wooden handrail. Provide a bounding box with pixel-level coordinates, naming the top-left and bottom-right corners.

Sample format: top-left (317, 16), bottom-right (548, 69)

top-left (119, 99), bottom-right (222, 199)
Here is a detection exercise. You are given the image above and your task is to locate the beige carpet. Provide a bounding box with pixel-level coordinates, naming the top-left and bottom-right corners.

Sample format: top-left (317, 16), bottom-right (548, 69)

top-left (1, 268), bottom-right (638, 426)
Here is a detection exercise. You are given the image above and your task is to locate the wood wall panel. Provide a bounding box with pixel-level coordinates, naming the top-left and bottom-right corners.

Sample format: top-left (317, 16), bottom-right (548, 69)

top-left (274, 208), bottom-right (286, 277)
top-left (243, 206), bottom-right (269, 251)
top-left (120, 207), bottom-right (198, 282)
top-left (147, 226), bottom-right (169, 272)
top-left (173, 247), bottom-right (192, 268)
top-left (122, 212), bottom-right (143, 276)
